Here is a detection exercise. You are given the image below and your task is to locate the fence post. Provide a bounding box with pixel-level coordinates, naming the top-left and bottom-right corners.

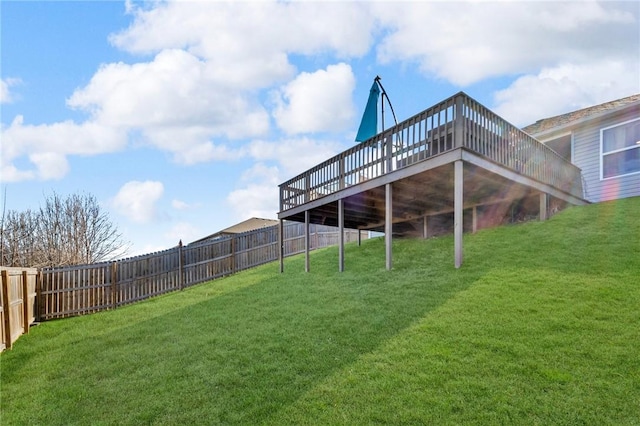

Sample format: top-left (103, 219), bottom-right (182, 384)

top-left (22, 270), bottom-right (29, 335)
top-left (1, 269), bottom-right (12, 350)
top-left (111, 261), bottom-right (118, 309)
top-left (178, 241), bottom-right (184, 290)
top-left (279, 219), bottom-right (284, 273)
top-left (230, 236), bottom-right (236, 274)
top-left (36, 269), bottom-right (43, 322)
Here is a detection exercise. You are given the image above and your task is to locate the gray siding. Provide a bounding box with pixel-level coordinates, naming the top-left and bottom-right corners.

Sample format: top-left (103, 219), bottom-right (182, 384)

top-left (573, 111), bottom-right (640, 202)
top-left (539, 108), bottom-right (640, 203)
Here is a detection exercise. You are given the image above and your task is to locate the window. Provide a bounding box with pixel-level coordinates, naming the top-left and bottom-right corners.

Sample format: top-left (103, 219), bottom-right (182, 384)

top-left (601, 118), bottom-right (640, 179)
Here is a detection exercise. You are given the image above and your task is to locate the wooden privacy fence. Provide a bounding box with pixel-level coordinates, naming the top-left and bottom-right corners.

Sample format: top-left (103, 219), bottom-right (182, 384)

top-left (1, 267), bottom-right (38, 351)
top-left (38, 222), bottom-right (363, 320)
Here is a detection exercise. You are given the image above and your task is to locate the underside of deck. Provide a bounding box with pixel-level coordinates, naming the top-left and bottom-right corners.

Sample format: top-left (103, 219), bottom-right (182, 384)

top-left (279, 148), bottom-right (585, 235)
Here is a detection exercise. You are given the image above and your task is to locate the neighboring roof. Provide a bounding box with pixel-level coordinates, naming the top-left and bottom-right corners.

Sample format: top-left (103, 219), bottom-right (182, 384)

top-left (522, 93), bottom-right (640, 137)
top-left (190, 217), bottom-right (279, 244)
top-left (218, 217), bottom-right (279, 234)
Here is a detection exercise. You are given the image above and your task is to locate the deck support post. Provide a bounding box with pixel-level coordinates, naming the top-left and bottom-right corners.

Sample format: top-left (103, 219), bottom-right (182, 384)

top-left (454, 160), bottom-right (464, 268)
top-left (357, 229), bottom-right (362, 247)
top-left (279, 219), bottom-right (284, 273)
top-left (305, 210), bottom-right (310, 272)
top-left (385, 183), bottom-right (393, 270)
top-left (540, 193), bottom-right (548, 221)
top-left (338, 199), bottom-right (345, 272)
top-left (423, 215), bottom-right (428, 239)
top-left (472, 206), bottom-right (478, 234)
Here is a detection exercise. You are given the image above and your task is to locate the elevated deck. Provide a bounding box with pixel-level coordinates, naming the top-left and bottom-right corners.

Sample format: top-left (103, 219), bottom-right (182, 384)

top-left (278, 92), bottom-right (587, 270)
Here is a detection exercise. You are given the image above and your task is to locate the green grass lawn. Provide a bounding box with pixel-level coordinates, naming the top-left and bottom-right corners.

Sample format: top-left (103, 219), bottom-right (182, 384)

top-left (2, 197), bottom-right (639, 425)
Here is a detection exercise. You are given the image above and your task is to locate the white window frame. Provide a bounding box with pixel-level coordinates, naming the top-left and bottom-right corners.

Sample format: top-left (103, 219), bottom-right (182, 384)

top-left (600, 118), bottom-right (640, 181)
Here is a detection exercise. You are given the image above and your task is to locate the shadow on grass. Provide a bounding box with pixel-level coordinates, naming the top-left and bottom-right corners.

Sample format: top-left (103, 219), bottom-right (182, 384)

top-left (10, 237), bottom-right (474, 425)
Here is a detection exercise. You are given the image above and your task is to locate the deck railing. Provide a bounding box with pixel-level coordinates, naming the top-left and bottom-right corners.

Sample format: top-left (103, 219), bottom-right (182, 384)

top-left (459, 96), bottom-right (583, 197)
top-left (279, 92), bottom-right (583, 211)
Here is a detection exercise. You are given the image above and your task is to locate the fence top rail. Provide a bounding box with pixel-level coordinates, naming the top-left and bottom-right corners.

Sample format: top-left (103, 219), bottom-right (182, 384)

top-left (42, 262), bottom-right (111, 273)
top-left (185, 219), bottom-right (346, 248)
top-left (0, 266), bottom-right (39, 273)
top-left (118, 245), bottom-right (179, 263)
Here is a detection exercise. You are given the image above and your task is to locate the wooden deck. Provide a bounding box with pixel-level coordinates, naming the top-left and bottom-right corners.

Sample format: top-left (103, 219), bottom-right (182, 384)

top-left (278, 92), bottom-right (587, 270)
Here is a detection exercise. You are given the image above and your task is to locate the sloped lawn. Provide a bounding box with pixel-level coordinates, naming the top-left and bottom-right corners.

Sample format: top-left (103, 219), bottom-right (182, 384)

top-left (1, 197), bottom-right (639, 425)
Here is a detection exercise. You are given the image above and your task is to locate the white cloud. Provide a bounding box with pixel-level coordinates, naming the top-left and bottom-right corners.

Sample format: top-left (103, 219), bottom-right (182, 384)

top-left (1, 78), bottom-right (21, 104)
top-left (226, 163), bottom-right (280, 220)
top-left (110, 2), bottom-right (373, 86)
top-left (272, 63), bottom-right (356, 134)
top-left (66, 49), bottom-right (269, 163)
top-left (224, 137), bottom-right (344, 220)
top-left (29, 152), bottom-right (69, 181)
top-left (171, 199), bottom-right (192, 211)
top-left (165, 222), bottom-right (201, 244)
top-left (494, 60), bottom-right (640, 127)
top-left (372, 1), bottom-right (638, 86)
top-left (141, 126), bottom-right (247, 165)
top-left (68, 49), bottom-right (267, 132)
top-left (0, 163), bottom-right (34, 183)
top-left (112, 180), bottom-right (164, 223)
top-left (248, 137), bottom-right (344, 177)
top-left (1, 115), bottom-right (127, 182)
top-left (171, 199), bottom-right (202, 211)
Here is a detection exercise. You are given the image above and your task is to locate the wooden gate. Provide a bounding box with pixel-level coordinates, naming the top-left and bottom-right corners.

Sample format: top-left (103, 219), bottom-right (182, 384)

top-left (0, 267), bottom-right (38, 351)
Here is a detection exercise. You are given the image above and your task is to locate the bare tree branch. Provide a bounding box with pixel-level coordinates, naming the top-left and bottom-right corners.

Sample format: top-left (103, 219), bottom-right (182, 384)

top-left (0, 191), bottom-right (129, 268)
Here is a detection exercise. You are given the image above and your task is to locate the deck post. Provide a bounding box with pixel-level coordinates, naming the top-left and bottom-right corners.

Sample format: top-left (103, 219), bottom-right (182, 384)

top-left (454, 95), bottom-right (464, 149)
top-left (304, 175), bottom-right (311, 203)
top-left (540, 193), bottom-right (548, 221)
top-left (279, 219), bottom-right (284, 273)
top-left (385, 183), bottom-right (393, 270)
top-left (305, 211), bottom-right (310, 272)
top-left (338, 199), bottom-right (345, 272)
top-left (472, 206), bottom-right (478, 234)
top-left (423, 215), bottom-right (428, 239)
top-left (385, 134), bottom-right (393, 174)
top-left (454, 160), bottom-right (464, 268)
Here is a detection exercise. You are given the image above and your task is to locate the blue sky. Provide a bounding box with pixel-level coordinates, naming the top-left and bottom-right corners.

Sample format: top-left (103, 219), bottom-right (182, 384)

top-left (2, 1), bottom-right (639, 257)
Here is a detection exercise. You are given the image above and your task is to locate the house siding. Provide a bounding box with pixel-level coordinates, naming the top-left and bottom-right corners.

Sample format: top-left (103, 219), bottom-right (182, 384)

top-left (571, 109), bottom-right (640, 203)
